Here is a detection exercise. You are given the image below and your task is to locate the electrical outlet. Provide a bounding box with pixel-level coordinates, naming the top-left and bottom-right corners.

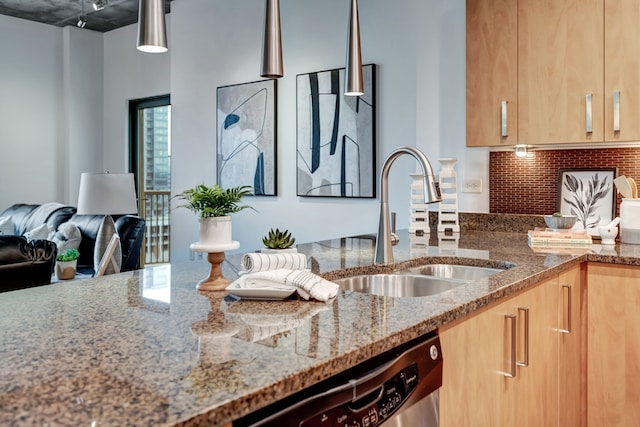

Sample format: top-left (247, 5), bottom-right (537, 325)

top-left (462, 178), bottom-right (482, 193)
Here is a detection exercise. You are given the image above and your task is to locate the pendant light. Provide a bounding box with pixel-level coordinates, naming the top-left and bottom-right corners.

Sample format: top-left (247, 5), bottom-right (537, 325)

top-left (344, 0), bottom-right (363, 96)
top-left (261, 0), bottom-right (283, 78)
top-left (77, 0), bottom-right (87, 28)
top-left (137, 0), bottom-right (168, 53)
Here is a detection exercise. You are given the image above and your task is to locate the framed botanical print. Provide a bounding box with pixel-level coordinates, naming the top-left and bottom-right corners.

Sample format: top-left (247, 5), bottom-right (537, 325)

top-left (296, 64), bottom-right (376, 198)
top-left (557, 167), bottom-right (617, 236)
top-left (217, 79), bottom-right (277, 196)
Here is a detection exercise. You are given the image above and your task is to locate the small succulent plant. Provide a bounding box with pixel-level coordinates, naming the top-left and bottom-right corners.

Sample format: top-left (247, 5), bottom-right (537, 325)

top-left (262, 228), bottom-right (296, 249)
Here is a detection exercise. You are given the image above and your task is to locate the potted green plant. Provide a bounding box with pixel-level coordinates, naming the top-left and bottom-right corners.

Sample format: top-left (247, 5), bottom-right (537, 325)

top-left (176, 184), bottom-right (253, 245)
top-left (56, 248), bottom-right (80, 280)
top-left (261, 228), bottom-right (297, 253)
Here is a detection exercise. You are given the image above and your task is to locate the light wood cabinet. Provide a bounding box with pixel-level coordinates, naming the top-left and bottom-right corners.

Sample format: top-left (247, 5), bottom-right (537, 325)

top-left (517, 0), bottom-right (603, 145)
top-left (467, 0), bottom-right (640, 146)
top-left (558, 264), bottom-right (586, 427)
top-left (587, 263), bottom-right (640, 426)
top-left (466, 0), bottom-right (517, 147)
top-left (604, 0), bottom-right (640, 142)
top-left (440, 276), bottom-right (559, 427)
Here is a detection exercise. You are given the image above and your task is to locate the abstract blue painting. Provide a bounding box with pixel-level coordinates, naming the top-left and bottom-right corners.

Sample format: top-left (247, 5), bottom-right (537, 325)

top-left (296, 64), bottom-right (376, 198)
top-left (217, 79), bottom-right (277, 196)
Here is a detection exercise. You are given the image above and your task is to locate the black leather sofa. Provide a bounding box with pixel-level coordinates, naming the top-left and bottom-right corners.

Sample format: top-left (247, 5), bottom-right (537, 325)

top-left (0, 203), bottom-right (146, 292)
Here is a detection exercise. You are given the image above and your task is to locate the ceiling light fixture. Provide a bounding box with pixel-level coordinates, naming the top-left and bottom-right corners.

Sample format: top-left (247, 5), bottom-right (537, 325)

top-left (137, 0), bottom-right (168, 53)
top-left (344, 0), bottom-right (364, 96)
top-left (260, 0), bottom-right (283, 78)
top-left (92, 0), bottom-right (108, 11)
top-left (77, 0), bottom-right (87, 28)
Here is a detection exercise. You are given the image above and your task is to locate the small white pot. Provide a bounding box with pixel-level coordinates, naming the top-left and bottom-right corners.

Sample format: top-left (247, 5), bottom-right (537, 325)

top-left (199, 216), bottom-right (233, 245)
top-left (56, 259), bottom-right (77, 280)
top-left (260, 247), bottom-right (298, 254)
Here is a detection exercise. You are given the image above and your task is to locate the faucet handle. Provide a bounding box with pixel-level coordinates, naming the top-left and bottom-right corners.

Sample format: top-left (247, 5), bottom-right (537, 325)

top-left (391, 212), bottom-right (399, 246)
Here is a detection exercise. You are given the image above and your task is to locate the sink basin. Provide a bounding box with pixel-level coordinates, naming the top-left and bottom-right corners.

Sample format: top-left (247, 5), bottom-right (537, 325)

top-left (333, 274), bottom-right (465, 298)
top-left (402, 264), bottom-right (504, 281)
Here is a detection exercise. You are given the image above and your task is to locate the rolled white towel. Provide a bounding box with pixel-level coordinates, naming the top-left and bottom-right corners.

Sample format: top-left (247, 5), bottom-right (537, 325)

top-left (230, 269), bottom-right (338, 302)
top-left (242, 252), bottom-right (308, 273)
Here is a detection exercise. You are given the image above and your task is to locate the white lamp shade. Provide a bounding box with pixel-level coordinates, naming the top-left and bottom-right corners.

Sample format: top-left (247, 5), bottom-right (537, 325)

top-left (77, 173), bottom-right (138, 215)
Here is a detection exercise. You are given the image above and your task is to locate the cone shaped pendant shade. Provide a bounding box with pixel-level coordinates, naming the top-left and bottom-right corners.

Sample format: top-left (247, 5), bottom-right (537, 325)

top-left (137, 0), bottom-right (168, 53)
top-left (345, 0), bottom-right (363, 96)
top-left (261, 0), bottom-right (283, 78)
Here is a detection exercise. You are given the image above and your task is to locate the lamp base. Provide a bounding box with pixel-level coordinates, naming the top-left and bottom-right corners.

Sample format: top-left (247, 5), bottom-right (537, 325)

top-left (197, 252), bottom-right (232, 292)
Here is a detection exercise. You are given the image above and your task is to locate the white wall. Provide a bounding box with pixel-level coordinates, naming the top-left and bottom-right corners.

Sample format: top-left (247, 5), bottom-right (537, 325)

top-left (0, 16), bottom-right (63, 207)
top-left (168, 0), bottom-right (483, 261)
top-left (0, 0), bottom-right (490, 263)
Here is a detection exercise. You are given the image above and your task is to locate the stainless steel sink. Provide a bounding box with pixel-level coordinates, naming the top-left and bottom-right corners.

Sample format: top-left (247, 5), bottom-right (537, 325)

top-left (333, 274), bottom-right (465, 298)
top-left (402, 264), bottom-right (504, 281)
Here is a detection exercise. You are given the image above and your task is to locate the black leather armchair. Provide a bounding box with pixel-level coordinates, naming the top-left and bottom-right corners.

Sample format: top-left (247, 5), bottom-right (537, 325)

top-left (0, 236), bottom-right (58, 293)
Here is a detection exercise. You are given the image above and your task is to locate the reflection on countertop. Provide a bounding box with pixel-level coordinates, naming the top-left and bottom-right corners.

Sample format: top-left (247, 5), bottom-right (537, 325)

top-left (1, 227), bottom-right (639, 427)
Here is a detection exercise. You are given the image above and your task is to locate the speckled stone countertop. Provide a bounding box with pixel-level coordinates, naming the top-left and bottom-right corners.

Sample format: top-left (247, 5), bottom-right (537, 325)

top-left (2, 223), bottom-right (640, 426)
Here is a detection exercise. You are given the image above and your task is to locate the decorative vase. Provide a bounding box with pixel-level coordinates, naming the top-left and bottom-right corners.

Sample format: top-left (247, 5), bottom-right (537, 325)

top-left (199, 216), bottom-right (233, 245)
top-left (56, 260), bottom-right (77, 280)
top-left (260, 247), bottom-right (298, 254)
top-left (437, 158), bottom-right (460, 233)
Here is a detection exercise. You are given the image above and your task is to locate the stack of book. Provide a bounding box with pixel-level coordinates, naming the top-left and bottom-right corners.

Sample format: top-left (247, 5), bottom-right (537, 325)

top-left (527, 228), bottom-right (593, 254)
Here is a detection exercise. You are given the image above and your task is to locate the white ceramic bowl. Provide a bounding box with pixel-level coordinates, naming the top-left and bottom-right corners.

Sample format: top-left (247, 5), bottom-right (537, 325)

top-left (598, 226), bottom-right (618, 245)
top-left (544, 215), bottom-right (577, 231)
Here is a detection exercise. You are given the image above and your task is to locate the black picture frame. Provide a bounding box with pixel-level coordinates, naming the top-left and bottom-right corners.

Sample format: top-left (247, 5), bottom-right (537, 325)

top-left (296, 64), bottom-right (376, 198)
top-left (216, 79), bottom-right (277, 196)
top-left (556, 167), bottom-right (618, 236)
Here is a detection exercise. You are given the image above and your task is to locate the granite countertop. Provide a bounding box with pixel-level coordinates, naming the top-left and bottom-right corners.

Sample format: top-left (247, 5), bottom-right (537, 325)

top-left (1, 227), bottom-right (640, 426)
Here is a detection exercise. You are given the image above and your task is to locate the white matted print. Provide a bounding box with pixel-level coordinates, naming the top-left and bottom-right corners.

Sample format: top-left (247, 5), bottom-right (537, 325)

top-left (557, 168), bottom-right (617, 236)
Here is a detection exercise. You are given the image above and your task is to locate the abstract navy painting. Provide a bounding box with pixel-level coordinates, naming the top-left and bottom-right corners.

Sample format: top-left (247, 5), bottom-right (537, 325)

top-left (217, 79), bottom-right (277, 196)
top-left (296, 64), bottom-right (376, 198)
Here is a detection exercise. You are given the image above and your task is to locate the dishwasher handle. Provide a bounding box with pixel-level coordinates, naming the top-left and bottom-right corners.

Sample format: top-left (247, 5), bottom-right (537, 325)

top-left (244, 335), bottom-right (442, 427)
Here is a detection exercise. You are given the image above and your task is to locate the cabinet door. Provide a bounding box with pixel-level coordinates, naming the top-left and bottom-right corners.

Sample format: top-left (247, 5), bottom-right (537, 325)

top-left (587, 263), bottom-right (640, 426)
top-left (559, 264), bottom-right (585, 427)
top-left (518, 0), bottom-right (603, 145)
top-left (466, 0), bottom-right (517, 147)
top-left (440, 296), bottom-right (516, 427)
top-left (440, 277), bottom-right (558, 427)
top-left (604, 0), bottom-right (640, 141)
top-left (510, 277), bottom-right (559, 427)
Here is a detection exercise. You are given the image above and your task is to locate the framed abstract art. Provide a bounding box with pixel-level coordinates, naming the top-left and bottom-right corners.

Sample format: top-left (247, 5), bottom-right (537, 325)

top-left (217, 79), bottom-right (277, 196)
top-left (296, 64), bottom-right (376, 198)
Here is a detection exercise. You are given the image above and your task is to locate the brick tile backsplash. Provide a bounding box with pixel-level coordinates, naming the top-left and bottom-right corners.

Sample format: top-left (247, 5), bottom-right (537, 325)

top-left (489, 147), bottom-right (640, 215)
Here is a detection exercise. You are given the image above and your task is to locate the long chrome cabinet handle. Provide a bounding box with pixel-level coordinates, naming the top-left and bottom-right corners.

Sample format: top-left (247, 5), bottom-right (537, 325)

top-left (505, 314), bottom-right (517, 378)
top-left (501, 100), bottom-right (508, 137)
top-left (517, 307), bottom-right (529, 367)
top-left (586, 93), bottom-right (593, 133)
top-left (560, 284), bottom-right (572, 334)
top-left (613, 91), bottom-right (620, 132)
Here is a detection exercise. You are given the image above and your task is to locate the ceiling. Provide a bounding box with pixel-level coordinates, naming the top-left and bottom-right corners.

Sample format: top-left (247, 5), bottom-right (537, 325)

top-left (0, 0), bottom-right (172, 33)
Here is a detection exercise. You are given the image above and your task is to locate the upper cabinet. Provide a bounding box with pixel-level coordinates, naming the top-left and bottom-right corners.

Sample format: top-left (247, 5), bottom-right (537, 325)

top-left (466, 0), bottom-right (517, 147)
top-left (467, 0), bottom-right (640, 147)
top-left (604, 0), bottom-right (640, 142)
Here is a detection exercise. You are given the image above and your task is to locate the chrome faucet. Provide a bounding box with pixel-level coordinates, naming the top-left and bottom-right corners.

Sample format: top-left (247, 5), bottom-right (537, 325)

top-left (375, 146), bottom-right (441, 264)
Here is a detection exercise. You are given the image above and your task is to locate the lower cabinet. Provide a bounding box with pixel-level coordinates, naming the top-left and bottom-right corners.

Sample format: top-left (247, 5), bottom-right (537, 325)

top-left (587, 263), bottom-right (640, 426)
top-left (559, 264), bottom-right (585, 427)
top-left (439, 276), bottom-right (559, 427)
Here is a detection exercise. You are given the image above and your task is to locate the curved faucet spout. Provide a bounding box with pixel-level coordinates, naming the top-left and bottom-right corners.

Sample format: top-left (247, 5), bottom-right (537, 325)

top-left (375, 146), bottom-right (441, 264)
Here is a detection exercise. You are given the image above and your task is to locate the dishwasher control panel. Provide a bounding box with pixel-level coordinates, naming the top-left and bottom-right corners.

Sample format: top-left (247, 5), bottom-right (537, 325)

top-left (300, 363), bottom-right (419, 427)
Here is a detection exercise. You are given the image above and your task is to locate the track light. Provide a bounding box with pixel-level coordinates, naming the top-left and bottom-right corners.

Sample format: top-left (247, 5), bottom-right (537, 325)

top-left (93, 0), bottom-right (108, 11)
top-left (137, 0), bottom-right (168, 53)
top-left (77, 0), bottom-right (87, 28)
top-left (345, 0), bottom-right (364, 96)
top-left (261, 0), bottom-right (283, 78)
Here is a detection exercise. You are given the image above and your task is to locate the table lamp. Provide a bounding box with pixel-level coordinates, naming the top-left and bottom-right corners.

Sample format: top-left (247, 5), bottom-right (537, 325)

top-left (77, 172), bottom-right (138, 276)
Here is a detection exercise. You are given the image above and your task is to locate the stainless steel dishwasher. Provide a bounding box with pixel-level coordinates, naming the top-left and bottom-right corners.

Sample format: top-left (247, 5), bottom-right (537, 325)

top-left (234, 332), bottom-right (443, 427)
